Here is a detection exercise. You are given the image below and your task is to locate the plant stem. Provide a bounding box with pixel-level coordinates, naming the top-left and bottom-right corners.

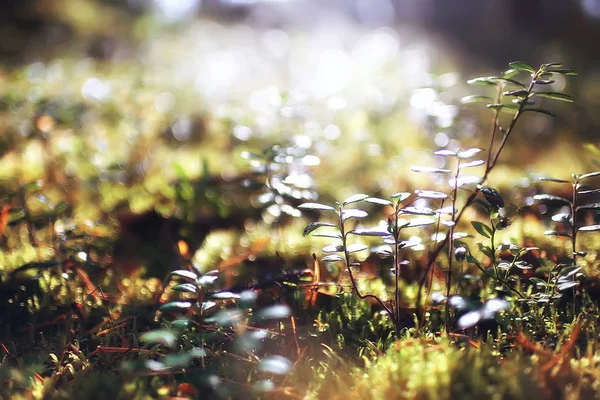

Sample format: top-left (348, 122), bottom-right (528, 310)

top-left (338, 207), bottom-right (394, 322)
top-left (416, 69), bottom-right (542, 326)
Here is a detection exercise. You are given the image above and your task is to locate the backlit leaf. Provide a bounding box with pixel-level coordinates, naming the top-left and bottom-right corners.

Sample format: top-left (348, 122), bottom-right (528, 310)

top-left (533, 194), bottom-right (571, 204)
top-left (523, 108), bottom-right (555, 117)
top-left (415, 190), bottom-right (448, 199)
top-left (390, 192), bottom-right (411, 202)
top-left (341, 209), bottom-right (368, 221)
top-left (298, 203), bottom-right (337, 212)
top-left (321, 254), bottom-right (345, 262)
top-left (410, 166), bottom-right (451, 174)
top-left (322, 244), bottom-right (344, 253)
top-left (170, 270), bottom-right (198, 281)
top-left (578, 202), bottom-right (600, 210)
top-left (460, 95), bottom-right (492, 104)
top-left (580, 171), bottom-right (600, 180)
top-left (171, 283), bottom-right (198, 293)
top-left (342, 194), bottom-right (369, 205)
top-left (459, 159), bottom-right (485, 169)
top-left (434, 149), bottom-right (457, 156)
top-left (532, 92), bottom-right (574, 103)
top-left (508, 61), bottom-right (535, 74)
top-left (140, 330), bottom-right (177, 348)
top-left (457, 148), bottom-right (484, 159)
top-left (400, 206), bottom-right (435, 216)
top-left (579, 224), bottom-right (600, 232)
top-left (346, 243), bottom-right (368, 253)
top-left (364, 197), bottom-right (394, 206)
top-left (303, 221), bottom-right (337, 237)
top-left (350, 227), bottom-right (391, 237)
top-left (158, 301), bottom-right (193, 313)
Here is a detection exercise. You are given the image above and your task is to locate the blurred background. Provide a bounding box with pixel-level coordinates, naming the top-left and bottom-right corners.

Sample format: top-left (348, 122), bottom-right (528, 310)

top-left (0, 0), bottom-right (598, 209)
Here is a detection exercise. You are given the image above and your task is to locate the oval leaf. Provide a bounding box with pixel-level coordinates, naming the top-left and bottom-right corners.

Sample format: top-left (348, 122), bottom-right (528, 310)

top-left (342, 194), bottom-right (369, 205)
top-left (341, 209), bottom-right (368, 221)
top-left (415, 190), bottom-right (448, 200)
top-left (350, 227), bottom-right (392, 237)
top-left (532, 92), bottom-right (574, 103)
top-left (159, 301), bottom-right (193, 313)
top-left (533, 194), bottom-right (571, 205)
top-left (140, 330), bottom-right (178, 348)
top-left (410, 166), bottom-right (451, 174)
top-left (298, 203), bottom-right (337, 212)
top-left (321, 254), bottom-right (345, 262)
top-left (303, 221), bottom-right (337, 237)
top-left (509, 61), bottom-right (535, 74)
top-left (579, 224), bottom-right (600, 232)
top-left (170, 270), bottom-right (199, 281)
top-left (471, 221), bottom-right (493, 239)
top-left (460, 95), bottom-right (492, 104)
top-left (400, 206), bottom-right (435, 216)
top-left (390, 192), bottom-right (411, 202)
top-left (364, 197), bottom-right (394, 206)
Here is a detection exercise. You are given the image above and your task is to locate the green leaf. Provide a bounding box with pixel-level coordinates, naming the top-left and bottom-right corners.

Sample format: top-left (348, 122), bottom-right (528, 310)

top-left (533, 79), bottom-right (555, 85)
top-left (364, 197), bottom-right (394, 206)
top-left (508, 61), bottom-right (536, 74)
top-left (350, 227), bottom-right (391, 237)
top-left (322, 244), bottom-right (344, 253)
top-left (410, 166), bottom-right (451, 174)
top-left (171, 283), bottom-right (198, 293)
top-left (546, 68), bottom-right (578, 76)
top-left (579, 224), bottom-right (600, 232)
top-left (158, 301), bottom-right (193, 313)
top-left (434, 149), bottom-right (457, 157)
top-left (468, 76), bottom-right (526, 88)
top-left (503, 89), bottom-right (529, 97)
top-left (579, 171), bottom-right (600, 180)
top-left (537, 177), bottom-right (570, 183)
top-left (486, 103), bottom-right (520, 111)
top-left (471, 221), bottom-right (493, 239)
top-left (502, 68), bottom-right (520, 78)
top-left (415, 190), bottom-right (448, 199)
top-left (210, 291), bottom-right (241, 300)
top-left (400, 206), bottom-right (435, 216)
top-left (457, 147), bottom-right (484, 159)
top-left (578, 202), bottom-right (600, 210)
top-left (524, 108), bottom-right (556, 117)
top-left (541, 62), bottom-right (563, 68)
top-left (303, 221), bottom-right (337, 237)
top-left (321, 254), bottom-right (345, 262)
top-left (341, 209), bottom-right (368, 221)
top-left (460, 95), bottom-right (493, 104)
top-left (342, 194), bottom-right (369, 205)
top-left (298, 203), bottom-right (337, 212)
top-left (532, 92), bottom-right (574, 103)
top-left (140, 330), bottom-right (178, 348)
top-left (390, 192), bottom-right (411, 202)
top-left (170, 270), bottom-right (199, 281)
top-left (557, 281), bottom-right (578, 291)
top-left (533, 194), bottom-right (571, 204)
